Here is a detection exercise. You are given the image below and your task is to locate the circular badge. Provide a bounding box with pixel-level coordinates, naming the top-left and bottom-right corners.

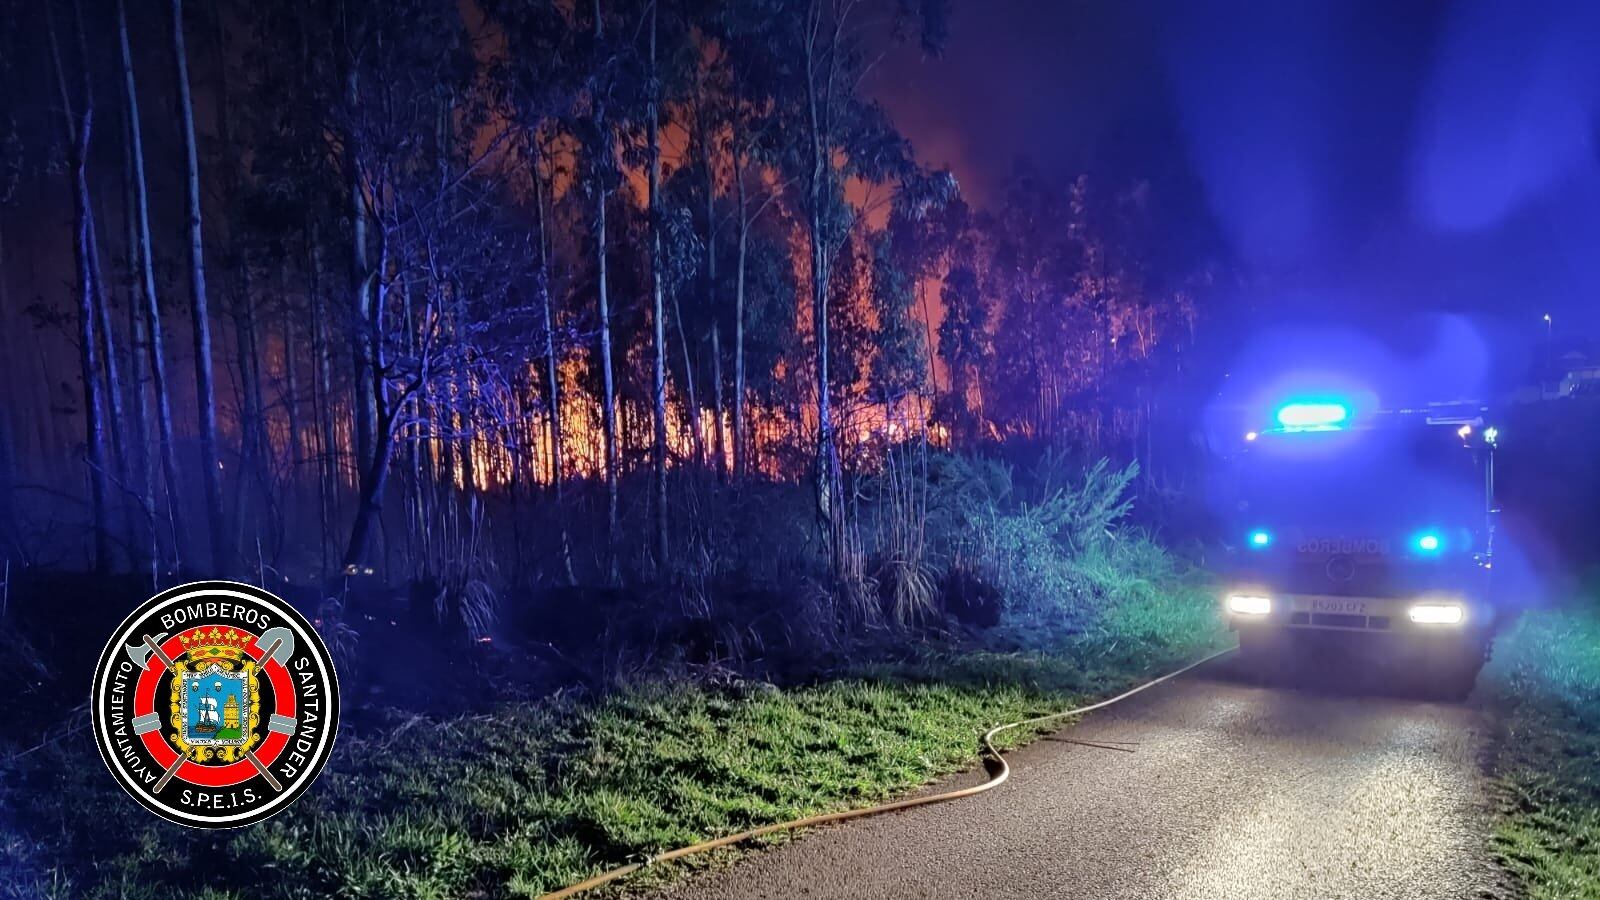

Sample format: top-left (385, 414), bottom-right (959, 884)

top-left (1325, 555), bottom-right (1357, 583)
top-left (90, 581), bottom-right (340, 828)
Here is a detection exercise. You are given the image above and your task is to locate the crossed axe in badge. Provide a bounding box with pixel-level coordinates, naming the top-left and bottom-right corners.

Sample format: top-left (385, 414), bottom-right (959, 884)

top-left (125, 626), bottom-right (296, 795)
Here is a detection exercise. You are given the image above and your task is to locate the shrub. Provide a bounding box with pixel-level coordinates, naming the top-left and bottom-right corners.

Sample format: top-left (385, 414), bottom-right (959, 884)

top-left (1047, 456), bottom-right (1138, 555)
top-left (887, 446), bottom-right (1214, 651)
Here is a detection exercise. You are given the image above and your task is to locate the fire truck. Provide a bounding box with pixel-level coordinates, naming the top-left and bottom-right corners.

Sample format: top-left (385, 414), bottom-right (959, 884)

top-left (1221, 399), bottom-right (1501, 698)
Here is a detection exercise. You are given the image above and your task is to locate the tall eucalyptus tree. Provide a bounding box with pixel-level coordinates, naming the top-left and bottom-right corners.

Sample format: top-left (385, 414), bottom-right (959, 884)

top-left (44, 0), bottom-right (111, 570)
top-left (170, 0), bottom-right (229, 572)
top-left (115, 0), bottom-right (185, 561)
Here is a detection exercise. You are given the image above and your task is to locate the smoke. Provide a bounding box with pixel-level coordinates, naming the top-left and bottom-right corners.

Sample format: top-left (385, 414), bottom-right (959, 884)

top-left (1410, 0), bottom-right (1600, 231)
top-left (1159, 0), bottom-right (1600, 334)
top-left (1204, 314), bottom-right (1495, 442)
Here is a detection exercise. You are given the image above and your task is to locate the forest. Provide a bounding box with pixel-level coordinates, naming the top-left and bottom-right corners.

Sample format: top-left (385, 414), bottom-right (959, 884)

top-left (0, 0), bottom-right (1211, 590)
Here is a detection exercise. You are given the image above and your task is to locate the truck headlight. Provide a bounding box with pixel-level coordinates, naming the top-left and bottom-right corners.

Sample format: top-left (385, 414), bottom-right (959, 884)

top-left (1408, 602), bottom-right (1464, 625)
top-left (1227, 594), bottom-right (1272, 616)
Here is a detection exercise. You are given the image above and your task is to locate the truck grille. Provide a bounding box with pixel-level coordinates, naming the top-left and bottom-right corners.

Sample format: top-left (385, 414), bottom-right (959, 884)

top-left (1284, 555), bottom-right (1395, 597)
top-left (1289, 612), bottom-right (1392, 631)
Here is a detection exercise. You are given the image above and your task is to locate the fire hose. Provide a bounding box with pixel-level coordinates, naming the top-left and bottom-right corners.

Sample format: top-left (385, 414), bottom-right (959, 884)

top-left (539, 644), bottom-right (1236, 899)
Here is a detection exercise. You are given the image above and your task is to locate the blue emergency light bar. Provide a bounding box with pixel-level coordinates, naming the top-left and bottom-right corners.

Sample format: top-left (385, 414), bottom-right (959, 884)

top-left (1274, 401), bottom-right (1350, 430)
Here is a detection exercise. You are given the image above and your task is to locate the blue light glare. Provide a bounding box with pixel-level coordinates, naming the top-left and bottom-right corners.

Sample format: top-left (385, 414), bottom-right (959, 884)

top-left (1248, 529), bottom-right (1272, 548)
top-left (1414, 531), bottom-right (1443, 554)
top-left (1275, 401), bottom-right (1350, 430)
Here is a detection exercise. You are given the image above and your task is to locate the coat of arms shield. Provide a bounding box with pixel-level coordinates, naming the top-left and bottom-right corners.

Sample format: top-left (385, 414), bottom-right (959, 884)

top-left (180, 664), bottom-right (252, 747)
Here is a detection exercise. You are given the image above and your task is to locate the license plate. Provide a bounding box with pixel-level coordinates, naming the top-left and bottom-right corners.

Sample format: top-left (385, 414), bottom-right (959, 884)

top-left (1310, 597), bottom-right (1367, 615)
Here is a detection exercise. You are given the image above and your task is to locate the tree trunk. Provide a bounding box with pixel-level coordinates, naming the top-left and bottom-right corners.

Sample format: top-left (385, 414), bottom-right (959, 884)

top-left (803, 30), bottom-right (842, 566)
top-left (74, 160), bottom-right (111, 572)
top-left (342, 412), bottom-right (397, 569)
top-left (47, 4), bottom-right (108, 567)
top-left (118, 0), bottom-right (185, 564)
top-left (646, 3), bottom-right (669, 569)
top-left (703, 179), bottom-right (725, 480)
top-left (711, 324), bottom-right (725, 480)
top-left (347, 69), bottom-right (377, 493)
top-left (809, 195), bottom-right (840, 559)
top-left (592, 0), bottom-right (619, 581)
top-left (807, 182), bottom-right (839, 558)
top-left (171, 0), bottom-right (228, 573)
top-left (120, 95), bottom-right (155, 561)
top-left (733, 156), bottom-right (749, 480)
top-left (672, 295), bottom-right (702, 465)
top-left (88, 191), bottom-right (133, 559)
top-left (71, 0), bottom-right (133, 566)
top-left (343, 223), bottom-right (390, 569)
top-left (532, 143), bottom-right (575, 583)
top-left (698, 65), bottom-right (725, 480)
top-left (47, 3), bottom-right (111, 572)
top-left (596, 164), bottom-right (618, 580)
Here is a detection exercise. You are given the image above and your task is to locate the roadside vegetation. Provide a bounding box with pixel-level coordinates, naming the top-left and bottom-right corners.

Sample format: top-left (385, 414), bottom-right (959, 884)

top-left (0, 451), bottom-right (1227, 899)
top-left (1483, 601), bottom-right (1600, 899)
top-left (7, 638), bottom-right (1219, 900)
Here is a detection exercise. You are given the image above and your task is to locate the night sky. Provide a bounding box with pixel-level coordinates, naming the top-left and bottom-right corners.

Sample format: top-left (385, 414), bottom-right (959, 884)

top-left (875, 0), bottom-right (1600, 370)
top-left (5, 0), bottom-right (1596, 406)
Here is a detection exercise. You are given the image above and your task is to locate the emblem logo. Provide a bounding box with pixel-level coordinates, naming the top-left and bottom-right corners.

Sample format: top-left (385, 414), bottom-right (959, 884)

top-left (1325, 555), bottom-right (1357, 583)
top-left (90, 581), bottom-right (340, 828)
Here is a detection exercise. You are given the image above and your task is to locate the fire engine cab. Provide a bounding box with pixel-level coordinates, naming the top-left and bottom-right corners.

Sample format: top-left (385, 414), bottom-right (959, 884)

top-left (1222, 399), bottom-right (1501, 698)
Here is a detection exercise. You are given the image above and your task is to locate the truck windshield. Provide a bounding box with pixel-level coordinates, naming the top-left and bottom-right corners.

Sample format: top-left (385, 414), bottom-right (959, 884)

top-left (1236, 426), bottom-right (1486, 531)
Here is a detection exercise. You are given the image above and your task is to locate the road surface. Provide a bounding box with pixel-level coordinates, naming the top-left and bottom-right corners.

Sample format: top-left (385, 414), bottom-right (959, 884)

top-left (647, 660), bottom-right (1508, 900)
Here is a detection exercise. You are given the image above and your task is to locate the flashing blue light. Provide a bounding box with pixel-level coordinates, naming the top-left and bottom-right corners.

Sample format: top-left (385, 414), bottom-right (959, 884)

top-left (1275, 402), bottom-right (1350, 430)
top-left (1248, 529), bottom-right (1272, 549)
top-left (1414, 531), bottom-right (1443, 554)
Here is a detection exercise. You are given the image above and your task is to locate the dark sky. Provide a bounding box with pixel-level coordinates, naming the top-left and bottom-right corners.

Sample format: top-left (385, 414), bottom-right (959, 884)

top-left (871, 1), bottom-right (1178, 207)
top-left (873, 0), bottom-right (1600, 360)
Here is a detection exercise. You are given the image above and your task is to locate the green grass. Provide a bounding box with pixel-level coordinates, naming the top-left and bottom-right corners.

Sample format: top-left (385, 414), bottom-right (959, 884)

top-left (1482, 605), bottom-right (1600, 899)
top-left (4, 491), bottom-right (1226, 900)
top-left (4, 596), bottom-right (1225, 900)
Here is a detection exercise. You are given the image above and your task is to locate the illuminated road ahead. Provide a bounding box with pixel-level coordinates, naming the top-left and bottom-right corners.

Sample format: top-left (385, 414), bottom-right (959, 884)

top-left (648, 660), bottom-right (1507, 900)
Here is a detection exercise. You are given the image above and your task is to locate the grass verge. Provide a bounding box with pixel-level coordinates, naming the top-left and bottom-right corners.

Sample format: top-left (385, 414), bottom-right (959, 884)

top-left (1482, 605), bottom-right (1600, 899)
top-left (3, 607), bottom-right (1226, 900)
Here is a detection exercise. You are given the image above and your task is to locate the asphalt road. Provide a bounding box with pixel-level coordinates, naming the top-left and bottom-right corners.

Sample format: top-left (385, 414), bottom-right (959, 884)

top-left (647, 660), bottom-right (1508, 900)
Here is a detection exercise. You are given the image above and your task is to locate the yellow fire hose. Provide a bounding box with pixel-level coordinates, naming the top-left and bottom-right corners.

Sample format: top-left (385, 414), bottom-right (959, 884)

top-left (539, 645), bottom-right (1235, 899)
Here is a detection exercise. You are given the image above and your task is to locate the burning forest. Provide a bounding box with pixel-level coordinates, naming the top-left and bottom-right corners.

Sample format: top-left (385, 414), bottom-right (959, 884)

top-left (0, 0), bottom-right (1210, 587)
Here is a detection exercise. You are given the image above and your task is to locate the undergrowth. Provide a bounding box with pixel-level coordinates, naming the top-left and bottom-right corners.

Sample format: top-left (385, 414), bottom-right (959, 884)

top-left (3, 587), bottom-right (1224, 900)
top-left (0, 451), bottom-right (1228, 899)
